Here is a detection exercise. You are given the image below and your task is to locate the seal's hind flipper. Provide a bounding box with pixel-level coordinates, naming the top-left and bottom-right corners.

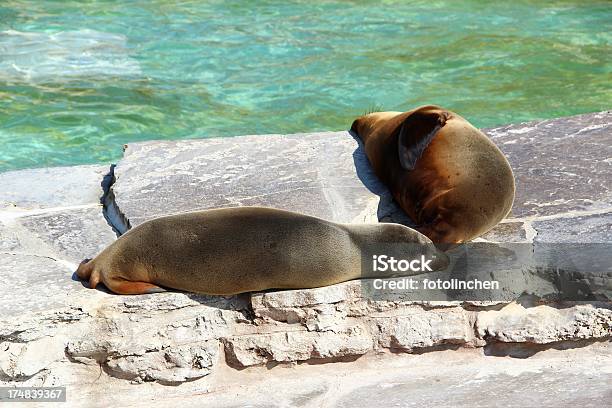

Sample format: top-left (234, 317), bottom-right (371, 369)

top-left (398, 107), bottom-right (448, 171)
top-left (105, 277), bottom-right (166, 295)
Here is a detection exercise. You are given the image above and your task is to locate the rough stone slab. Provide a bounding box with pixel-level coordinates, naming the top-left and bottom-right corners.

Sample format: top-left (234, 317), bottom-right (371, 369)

top-left (18, 206), bottom-right (117, 263)
top-left (0, 220), bottom-right (21, 251)
top-left (0, 206), bottom-right (115, 318)
top-left (52, 343), bottom-right (611, 407)
top-left (112, 111), bottom-right (611, 229)
top-left (231, 282), bottom-right (610, 367)
top-left (223, 324), bottom-right (373, 368)
top-left (253, 281), bottom-right (359, 310)
top-left (480, 221), bottom-right (528, 242)
top-left (330, 346), bottom-right (612, 408)
top-left (376, 308), bottom-right (476, 351)
top-left (0, 162), bottom-right (118, 321)
top-left (0, 165), bottom-right (109, 209)
top-left (533, 212), bottom-right (612, 243)
top-left (0, 290), bottom-right (251, 384)
top-left (0, 252), bottom-right (90, 317)
top-left (112, 131), bottom-right (394, 227)
top-left (476, 303), bottom-right (612, 344)
top-left (485, 110), bottom-right (612, 218)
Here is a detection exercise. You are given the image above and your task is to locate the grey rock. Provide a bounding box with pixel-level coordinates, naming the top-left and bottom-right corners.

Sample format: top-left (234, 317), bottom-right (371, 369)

top-left (102, 341), bottom-right (218, 384)
top-left (0, 253), bottom-right (87, 318)
top-left (253, 281), bottom-right (359, 311)
top-left (332, 345), bottom-right (612, 408)
top-left (223, 324), bottom-right (373, 368)
top-left (485, 110), bottom-right (612, 218)
top-left (533, 212), bottom-right (612, 243)
top-left (0, 165), bottom-right (109, 209)
top-left (0, 335), bottom-right (68, 381)
top-left (111, 132), bottom-right (391, 228)
top-left (0, 291), bottom-right (249, 383)
top-left (0, 220), bottom-right (21, 251)
top-left (376, 307), bottom-right (477, 351)
top-left (0, 205), bottom-right (116, 318)
top-left (19, 207), bottom-right (117, 263)
top-left (78, 342), bottom-right (610, 408)
top-left (480, 221), bottom-right (527, 242)
top-left (476, 303), bottom-right (612, 343)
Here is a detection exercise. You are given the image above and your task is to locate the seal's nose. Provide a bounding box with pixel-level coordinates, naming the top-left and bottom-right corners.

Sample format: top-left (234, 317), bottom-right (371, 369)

top-left (76, 258), bottom-right (93, 279)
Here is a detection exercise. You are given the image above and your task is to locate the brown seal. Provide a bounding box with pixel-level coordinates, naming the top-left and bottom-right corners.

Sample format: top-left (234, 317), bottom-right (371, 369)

top-left (351, 105), bottom-right (515, 244)
top-left (76, 206), bottom-right (448, 295)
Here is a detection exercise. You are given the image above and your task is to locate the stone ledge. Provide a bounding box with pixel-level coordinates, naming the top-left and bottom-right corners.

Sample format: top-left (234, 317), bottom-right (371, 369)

top-left (0, 165), bottom-right (109, 210)
top-left (0, 111), bottom-right (610, 404)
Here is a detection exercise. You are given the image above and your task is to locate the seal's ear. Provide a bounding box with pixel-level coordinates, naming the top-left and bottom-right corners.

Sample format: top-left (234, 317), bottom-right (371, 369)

top-left (398, 108), bottom-right (448, 170)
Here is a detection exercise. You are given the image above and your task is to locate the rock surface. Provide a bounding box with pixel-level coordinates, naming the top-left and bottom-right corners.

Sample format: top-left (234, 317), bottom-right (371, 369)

top-left (111, 132), bottom-right (384, 229)
top-left (0, 166), bottom-right (116, 319)
top-left (0, 165), bottom-right (109, 210)
top-left (1, 111), bottom-right (610, 406)
top-left (486, 111), bottom-right (612, 218)
top-left (109, 110), bottom-right (612, 233)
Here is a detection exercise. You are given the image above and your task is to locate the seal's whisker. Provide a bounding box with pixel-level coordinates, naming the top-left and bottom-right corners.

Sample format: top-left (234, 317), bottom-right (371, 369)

top-left (363, 103), bottom-right (385, 116)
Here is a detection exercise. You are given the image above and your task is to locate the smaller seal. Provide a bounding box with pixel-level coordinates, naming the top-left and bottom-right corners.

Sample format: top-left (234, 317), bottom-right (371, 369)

top-left (76, 207), bottom-right (448, 295)
top-left (351, 105), bottom-right (515, 244)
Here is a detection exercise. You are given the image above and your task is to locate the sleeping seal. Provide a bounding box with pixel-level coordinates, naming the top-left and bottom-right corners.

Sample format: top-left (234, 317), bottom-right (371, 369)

top-left (76, 206), bottom-right (448, 295)
top-left (351, 105), bottom-right (515, 243)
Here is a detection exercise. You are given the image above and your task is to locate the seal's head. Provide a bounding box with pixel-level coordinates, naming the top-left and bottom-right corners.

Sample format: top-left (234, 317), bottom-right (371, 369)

top-left (351, 111), bottom-right (402, 143)
top-left (351, 106), bottom-right (450, 146)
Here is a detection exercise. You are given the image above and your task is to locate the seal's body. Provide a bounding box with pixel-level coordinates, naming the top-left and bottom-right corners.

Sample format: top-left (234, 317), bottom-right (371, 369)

top-left (77, 207), bottom-right (447, 295)
top-left (351, 105), bottom-right (515, 244)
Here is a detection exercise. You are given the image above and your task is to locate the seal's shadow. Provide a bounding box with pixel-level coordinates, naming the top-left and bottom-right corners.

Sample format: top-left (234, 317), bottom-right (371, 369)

top-left (348, 130), bottom-right (417, 228)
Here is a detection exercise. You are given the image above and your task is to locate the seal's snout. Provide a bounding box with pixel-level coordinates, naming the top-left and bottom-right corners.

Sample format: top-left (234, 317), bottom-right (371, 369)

top-left (76, 259), bottom-right (100, 289)
top-left (76, 259), bottom-right (102, 289)
top-left (351, 115), bottom-right (373, 142)
top-left (76, 258), bottom-right (93, 280)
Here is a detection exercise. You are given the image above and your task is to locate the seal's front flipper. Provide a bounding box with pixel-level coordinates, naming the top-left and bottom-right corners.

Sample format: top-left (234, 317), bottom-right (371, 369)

top-left (398, 106), bottom-right (449, 171)
top-left (105, 277), bottom-right (166, 295)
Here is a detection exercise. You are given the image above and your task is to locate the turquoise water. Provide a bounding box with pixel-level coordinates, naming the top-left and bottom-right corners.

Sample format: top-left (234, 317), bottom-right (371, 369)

top-left (1, 1), bottom-right (610, 172)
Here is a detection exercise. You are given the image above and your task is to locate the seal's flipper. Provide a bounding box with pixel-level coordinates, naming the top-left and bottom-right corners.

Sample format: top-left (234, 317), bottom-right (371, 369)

top-left (398, 107), bottom-right (448, 170)
top-left (105, 277), bottom-right (165, 295)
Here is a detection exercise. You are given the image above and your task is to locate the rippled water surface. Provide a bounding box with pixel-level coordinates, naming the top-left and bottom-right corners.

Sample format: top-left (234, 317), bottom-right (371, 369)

top-left (0, 1), bottom-right (610, 171)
